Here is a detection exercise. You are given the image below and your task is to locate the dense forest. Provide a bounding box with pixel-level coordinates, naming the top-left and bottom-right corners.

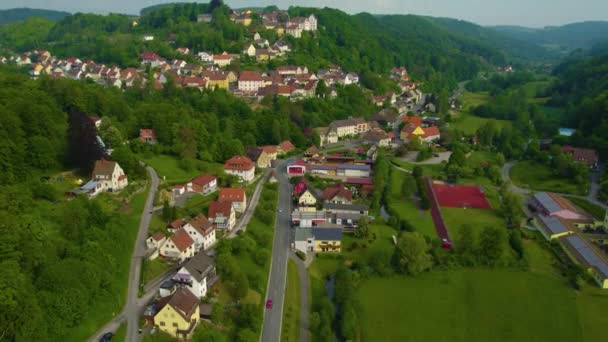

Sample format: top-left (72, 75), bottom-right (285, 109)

top-left (0, 7), bottom-right (70, 24)
top-left (0, 68), bottom-right (142, 340)
top-left (549, 54), bottom-right (608, 157)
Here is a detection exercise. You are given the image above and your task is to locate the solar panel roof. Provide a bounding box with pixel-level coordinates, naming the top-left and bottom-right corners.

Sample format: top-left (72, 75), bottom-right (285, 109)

top-left (534, 192), bottom-right (561, 213)
top-left (564, 235), bottom-right (608, 277)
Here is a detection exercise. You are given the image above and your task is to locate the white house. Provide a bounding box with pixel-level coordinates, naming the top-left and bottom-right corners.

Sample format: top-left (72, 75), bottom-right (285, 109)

top-left (198, 51), bottom-right (214, 63)
top-left (224, 155), bottom-right (255, 183)
top-left (184, 214), bottom-right (216, 251)
top-left (238, 71), bottom-right (265, 93)
top-left (147, 232), bottom-right (167, 250)
top-left (159, 228), bottom-right (195, 262)
top-left (78, 160), bottom-right (128, 197)
top-left (173, 252), bottom-right (215, 299)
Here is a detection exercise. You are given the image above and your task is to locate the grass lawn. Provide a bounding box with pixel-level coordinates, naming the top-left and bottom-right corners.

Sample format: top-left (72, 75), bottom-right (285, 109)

top-left (450, 91), bottom-right (511, 135)
top-left (142, 258), bottom-right (172, 285)
top-left (449, 113), bottom-right (512, 135)
top-left (281, 259), bottom-right (301, 342)
top-left (357, 269), bottom-right (587, 342)
top-left (388, 169), bottom-right (436, 238)
top-left (142, 154), bottom-right (223, 183)
top-left (510, 161), bottom-right (588, 196)
top-left (566, 197), bottom-right (606, 220)
top-left (391, 158), bottom-right (444, 178)
top-left (114, 323), bottom-right (126, 342)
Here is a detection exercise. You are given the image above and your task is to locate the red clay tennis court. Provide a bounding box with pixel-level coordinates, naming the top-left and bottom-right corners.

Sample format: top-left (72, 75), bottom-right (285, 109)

top-left (431, 183), bottom-right (491, 209)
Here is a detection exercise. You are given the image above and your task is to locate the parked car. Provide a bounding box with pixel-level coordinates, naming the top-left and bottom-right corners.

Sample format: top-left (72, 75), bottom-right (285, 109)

top-left (100, 332), bottom-right (113, 342)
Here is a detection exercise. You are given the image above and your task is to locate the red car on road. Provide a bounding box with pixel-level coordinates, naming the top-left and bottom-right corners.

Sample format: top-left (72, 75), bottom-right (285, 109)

top-left (265, 299), bottom-right (273, 309)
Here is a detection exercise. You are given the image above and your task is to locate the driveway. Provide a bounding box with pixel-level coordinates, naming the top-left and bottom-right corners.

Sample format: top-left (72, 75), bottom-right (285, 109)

top-left (260, 161), bottom-right (291, 342)
top-left (229, 169), bottom-right (270, 237)
top-left (89, 166), bottom-right (159, 342)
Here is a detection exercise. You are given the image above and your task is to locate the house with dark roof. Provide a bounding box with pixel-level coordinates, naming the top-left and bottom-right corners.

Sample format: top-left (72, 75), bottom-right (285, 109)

top-left (246, 147), bottom-right (273, 168)
top-left (323, 203), bottom-right (369, 216)
top-left (312, 228), bottom-right (342, 252)
top-left (174, 252), bottom-right (216, 298)
top-left (153, 287), bottom-right (200, 339)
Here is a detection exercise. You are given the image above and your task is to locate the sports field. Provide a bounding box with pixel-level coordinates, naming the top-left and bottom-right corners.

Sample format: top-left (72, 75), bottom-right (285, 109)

top-left (432, 183), bottom-right (491, 209)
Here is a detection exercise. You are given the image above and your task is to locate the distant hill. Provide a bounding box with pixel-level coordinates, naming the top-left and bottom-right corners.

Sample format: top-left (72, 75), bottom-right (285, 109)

top-left (0, 8), bottom-right (70, 24)
top-left (140, 2), bottom-right (192, 16)
top-left (426, 17), bottom-right (553, 62)
top-left (492, 21), bottom-right (608, 53)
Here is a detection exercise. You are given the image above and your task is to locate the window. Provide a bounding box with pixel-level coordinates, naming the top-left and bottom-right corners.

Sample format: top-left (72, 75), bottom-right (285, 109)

top-left (172, 322), bottom-right (178, 327)
top-left (159, 321), bottom-right (165, 326)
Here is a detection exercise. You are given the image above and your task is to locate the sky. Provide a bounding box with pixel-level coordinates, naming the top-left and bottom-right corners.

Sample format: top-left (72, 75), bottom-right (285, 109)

top-left (1, 0), bottom-right (608, 27)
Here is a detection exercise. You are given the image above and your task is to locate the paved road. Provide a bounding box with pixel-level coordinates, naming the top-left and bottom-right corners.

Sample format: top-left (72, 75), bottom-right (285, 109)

top-left (89, 166), bottom-right (159, 342)
top-left (229, 170), bottom-right (270, 237)
top-left (290, 254), bottom-right (309, 342)
top-left (261, 161), bottom-right (291, 342)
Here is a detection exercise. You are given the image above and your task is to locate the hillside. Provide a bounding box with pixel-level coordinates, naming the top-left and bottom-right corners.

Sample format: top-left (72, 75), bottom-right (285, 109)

top-left (0, 8), bottom-right (70, 24)
top-left (492, 21), bottom-right (608, 53)
top-left (427, 17), bottom-right (553, 62)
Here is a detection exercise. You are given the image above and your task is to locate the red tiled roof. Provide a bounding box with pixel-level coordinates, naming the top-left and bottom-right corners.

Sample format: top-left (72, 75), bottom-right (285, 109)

top-left (224, 155), bottom-right (255, 171)
top-left (159, 288), bottom-right (199, 322)
top-left (213, 52), bottom-right (232, 60)
top-left (218, 188), bottom-right (246, 203)
top-left (189, 214), bottom-right (213, 235)
top-left (139, 129), bottom-right (157, 142)
top-left (208, 201), bottom-right (233, 219)
top-left (279, 140), bottom-right (295, 152)
top-left (170, 228), bottom-right (194, 252)
top-left (322, 184), bottom-right (353, 202)
top-left (422, 126), bottom-right (440, 138)
top-left (92, 159), bottom-right (117, 177)
top-left (402, 116), bottom-right (422, 126)
top-left (141, 52), bottom-right (161, 60)
top-left (563, 146), bottom-right (599, 166)
top-left (151, 232), bottom-right (166, 241)
top-left (239, 70), bottom-right (263, 82)
top-left (168, 218), bottom-right (187, 231)
top-left (192, 174), bottom-right (216, 187)
top-left (261, 145), bottom-right (277, 154)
